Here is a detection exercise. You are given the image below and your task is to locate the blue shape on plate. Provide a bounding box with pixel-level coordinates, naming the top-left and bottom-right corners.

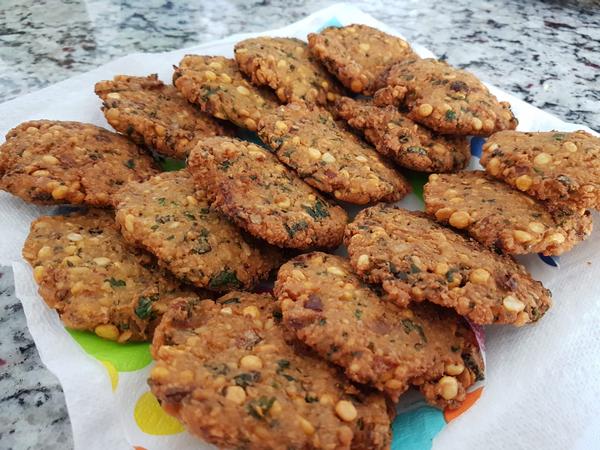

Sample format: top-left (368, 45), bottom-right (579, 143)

top-left (235, 128), bottom-right (263, 145)
top-left (391, 406), bottom-right (446, 450)
top-left (538, 254), bottom-right (559, 268)
top-left (470, 136), bottom-right (485, 158)
top-left (318, 17), bottom-right (343, 31)
top-left (55, 205), bottom-right (84, 215)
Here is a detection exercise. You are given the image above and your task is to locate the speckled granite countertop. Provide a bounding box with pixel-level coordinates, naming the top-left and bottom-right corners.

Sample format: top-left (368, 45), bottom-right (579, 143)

top-left (1, 0), bottom-right (598, 448)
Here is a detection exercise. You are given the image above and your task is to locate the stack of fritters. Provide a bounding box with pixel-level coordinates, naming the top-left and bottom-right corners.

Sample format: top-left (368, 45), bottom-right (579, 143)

top-left (2, 21), bottom-right (598, 450)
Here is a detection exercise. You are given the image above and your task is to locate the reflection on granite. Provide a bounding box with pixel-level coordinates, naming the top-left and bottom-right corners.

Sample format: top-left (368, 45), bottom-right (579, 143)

top-left (0, 268), bottom-right (73, 450)
top-left (0, 0), bottom-right (598, 131)
top-left (0, 0), bottom-right (598, 448)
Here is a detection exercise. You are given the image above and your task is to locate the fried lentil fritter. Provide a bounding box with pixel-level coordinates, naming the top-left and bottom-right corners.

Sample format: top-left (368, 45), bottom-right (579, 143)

top-left (234, 37), bottom-right (344, 105)
top-left (188, 136), bottom-right (348, 249)
top-left (258, 103), bottom-right (410, 204)
top-left (22, 209), bottom-right (199, 342)
top-left (274, 252), bottom-right (484, 408)
top-left (308, 24), bottom-right (417, 95)
top-left (481, 130), bottom-right (600, 211)
top-left (173, 55), bottom-right (279, 131)
top-left (374, 58), bottom-right (517, 136)
top-left (95, 74), bottom-right (231, 159)
top-left (334, 96), bottom-right (470, 173)
top-left (114, 170), bottom-right (282, 291)
top-left (345, 205), bottom-right (552, 326)
top-left (423, 171), bottom-right (592, 255)
top-left (0, 120), bottom-right (157, 206)
top-left (149, 292), bottom-right (392, 450)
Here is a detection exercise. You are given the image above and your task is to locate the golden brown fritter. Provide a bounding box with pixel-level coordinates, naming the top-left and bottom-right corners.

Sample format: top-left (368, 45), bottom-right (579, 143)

top-left (0, 120), bottom-right (158, 206)
top-left (334, 97), bottom-right (470, 173)
top-left (423, 171), bottom-right (592, 255)
top-left (114, 170), bottom-right (282, 291)
top-left (258, 103), bottom-right (410, 204)
top-left (95, 74), bottom-right (232, 159)
top-left (345, 205), bottom-right (552, 326)
top-left (374, 58), bottom-right (517, 136)
top-left (308, 24), bottom-right (417, 94)
top-left (481, 130), bottom-right (600, 211)
top-left (149, 292), bottom-right (392, 450)
top-left (234, 37), bottom-right (345, 105)
top-left (274, 252), bottom-right (484, 408)
top-left (188, 137), bottom-right (348, 250)
top-left (173, 55), bottom-right (279, 131)
top-left (22, 209), bottom-right (199, 342)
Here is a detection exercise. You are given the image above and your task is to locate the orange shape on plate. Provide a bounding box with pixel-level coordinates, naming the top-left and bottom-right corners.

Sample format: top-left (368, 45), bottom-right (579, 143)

top-left (444, 387), bottom-right (483, 423)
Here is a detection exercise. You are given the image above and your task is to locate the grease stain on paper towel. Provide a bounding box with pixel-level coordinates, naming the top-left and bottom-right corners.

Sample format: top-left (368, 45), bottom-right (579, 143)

top-left (67, 329), bottom-right (152, 371)
top-left (134, 392), bottom-right (185, 435)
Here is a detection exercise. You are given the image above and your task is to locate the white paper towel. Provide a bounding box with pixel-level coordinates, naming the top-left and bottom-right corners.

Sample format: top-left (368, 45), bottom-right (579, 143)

top-left (1, 4), bottom-right (599, 450)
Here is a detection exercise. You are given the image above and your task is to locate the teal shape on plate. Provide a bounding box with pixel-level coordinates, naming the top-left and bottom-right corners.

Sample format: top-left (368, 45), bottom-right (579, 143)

top-left (391, 406), bottom-right (446, 450)
top-left (318, 17), bottom-right (343, 31)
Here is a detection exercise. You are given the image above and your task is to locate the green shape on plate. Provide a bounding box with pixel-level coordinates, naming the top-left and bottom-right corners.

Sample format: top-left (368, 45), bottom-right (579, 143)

top-left (67, 329), bottom-right (152, 372)
top-left (160, 158), bottom-right (186, 172)
top-left (404, 170), bottom-right (428, 203)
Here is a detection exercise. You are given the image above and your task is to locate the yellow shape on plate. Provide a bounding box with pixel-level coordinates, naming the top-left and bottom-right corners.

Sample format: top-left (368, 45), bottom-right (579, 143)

top-left (100, 360), bottom-right (119, 391)
top-left (134, 391), bottom-right (185, 435)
